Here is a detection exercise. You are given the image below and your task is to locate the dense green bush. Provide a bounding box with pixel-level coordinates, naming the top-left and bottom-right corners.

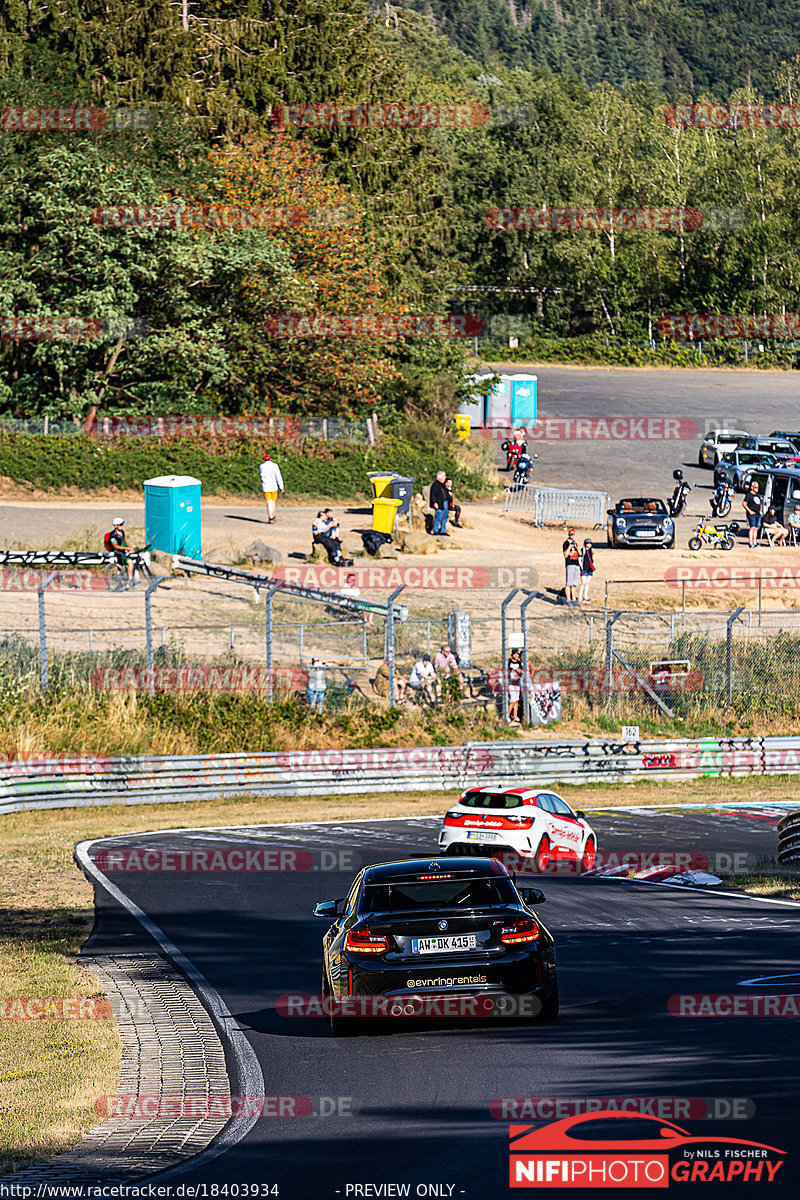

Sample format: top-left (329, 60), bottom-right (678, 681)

top-left (0, 432), bottom-right (492, 499)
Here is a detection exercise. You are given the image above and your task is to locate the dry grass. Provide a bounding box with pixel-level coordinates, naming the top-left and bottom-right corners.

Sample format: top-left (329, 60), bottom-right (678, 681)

top-left (717, 865), bottom-right (800, 901)
top-left (0, 773), bottom-right (795, 1171)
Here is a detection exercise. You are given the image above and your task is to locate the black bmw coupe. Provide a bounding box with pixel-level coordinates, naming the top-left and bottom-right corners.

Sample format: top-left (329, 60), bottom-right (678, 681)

top-left (314, 857), bottom-right (558, 1035)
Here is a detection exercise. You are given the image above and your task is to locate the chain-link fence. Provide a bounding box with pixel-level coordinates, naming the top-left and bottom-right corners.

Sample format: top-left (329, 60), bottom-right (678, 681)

top-left (3, 576), bottom-right (800, 721)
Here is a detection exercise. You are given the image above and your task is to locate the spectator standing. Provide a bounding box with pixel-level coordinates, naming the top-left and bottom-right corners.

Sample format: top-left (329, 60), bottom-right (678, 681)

top-left (578, 539), bottom-right (595, 602)
top-left (507, 648), bottom-right (522, 723)
top-left (306, 658), bottom-right (326, 713)
top-left (408, 653), bottom-right (440, 704)
top-left (430, 471), bottom-right (449, 536)
top-left (743, 482), bottom-right (763, 549)
top-left (433, 642), bottom-right (461, 682)
top-left (444, 478), bottom-right (462, 527)
top-left (259, 453), bottom-right (284, 523)
top-left (562, 527), bottom-right (581, 606)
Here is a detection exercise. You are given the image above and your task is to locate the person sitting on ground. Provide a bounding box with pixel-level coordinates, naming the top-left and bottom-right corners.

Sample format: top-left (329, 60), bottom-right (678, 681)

top-left (373, 660), bottom-right (408, 704)
top-left (104, 517), bottom-right (134, 583)
top-left (407, 653), bottom-right (440, 704)
top-left (312, 509), bottom-right (352, 566)
top-left (762, 506), bottom-right (788, 546)
top-left (444, 478), bottom-right (462, 527)
top-left (433, 642), bottom-right (461, 683)
top-left (340, 572), bottom-right (374, 627)
top-left (430, 471), bottom-right (450, 536)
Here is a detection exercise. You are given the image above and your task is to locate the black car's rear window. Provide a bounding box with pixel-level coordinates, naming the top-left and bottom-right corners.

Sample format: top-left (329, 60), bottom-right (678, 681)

top-left (360, 877), bottom-right (517, 913)
top-left (460, 791), bottom-right (524, 809)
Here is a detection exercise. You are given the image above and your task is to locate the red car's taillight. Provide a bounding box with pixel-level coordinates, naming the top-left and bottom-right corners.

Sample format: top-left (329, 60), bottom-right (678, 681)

top-left (343, 928), bottom-right (390, 955)
top-left (505, 814), bottom-right (535, 828)
top-left (501, 918), bottom-right (540, 945)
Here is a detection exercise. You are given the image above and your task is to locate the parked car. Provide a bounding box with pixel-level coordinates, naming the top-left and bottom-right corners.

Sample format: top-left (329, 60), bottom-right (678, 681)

top-left (713, 450), bottom-right (779, 491)
top-left (769, 431), bottom-right (800, 451)
top-left (606, 498), bottom-right (675, 548)
top-left (697, 429), bottom-right (750, 468)
top-left (738, 436), bottom-right (799, 459)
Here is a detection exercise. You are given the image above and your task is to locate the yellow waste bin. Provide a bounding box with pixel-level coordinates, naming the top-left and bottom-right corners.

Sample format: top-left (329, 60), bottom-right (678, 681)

top-left (372, 496), bottom-right (402, 534)
top-left (454, 413), bottom-right (471, 441)
top-left (368, 472), bottom-right (394, 499)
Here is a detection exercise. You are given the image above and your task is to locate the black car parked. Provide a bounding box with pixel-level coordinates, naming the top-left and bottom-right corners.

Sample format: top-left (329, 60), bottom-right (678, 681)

top-left (607, 498), bottom-right (675, 548)
top-left (314, 857), bottom-right (558, 1035)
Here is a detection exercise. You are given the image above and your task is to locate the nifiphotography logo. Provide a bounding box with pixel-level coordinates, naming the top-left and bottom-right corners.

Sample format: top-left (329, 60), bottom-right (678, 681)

top-left (508, 1110), bottom-right (786, 1187)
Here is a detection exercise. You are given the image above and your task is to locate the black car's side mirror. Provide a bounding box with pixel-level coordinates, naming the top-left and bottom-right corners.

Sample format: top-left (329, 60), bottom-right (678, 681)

top-left (313, 898), bottom-right (343, 918)
top-left (520, 887), bottom-right (546, 906)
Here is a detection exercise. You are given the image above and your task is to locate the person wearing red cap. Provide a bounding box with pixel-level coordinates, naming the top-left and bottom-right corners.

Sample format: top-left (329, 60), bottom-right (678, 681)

top-left (259, 452), bottom-right (284, 523)
top-left (562, 527), bottom-right (580, 606)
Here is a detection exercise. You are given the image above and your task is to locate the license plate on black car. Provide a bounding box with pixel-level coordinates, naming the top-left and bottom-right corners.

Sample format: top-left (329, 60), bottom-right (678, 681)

top-left (411, 935), bottom-right (478, 954)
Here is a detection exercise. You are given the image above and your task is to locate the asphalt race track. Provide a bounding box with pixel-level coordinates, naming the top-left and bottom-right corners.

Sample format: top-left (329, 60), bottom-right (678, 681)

top-left (84, 803), bottom-right (800, 1198)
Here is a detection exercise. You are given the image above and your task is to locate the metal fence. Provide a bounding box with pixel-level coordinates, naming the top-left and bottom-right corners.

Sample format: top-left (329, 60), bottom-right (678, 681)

top-left (2, 736), bottom-right (800, 815)
top-left (4, 576), bottom-right (800, 720)
top-left (503, 483), bottom-right (608, 528)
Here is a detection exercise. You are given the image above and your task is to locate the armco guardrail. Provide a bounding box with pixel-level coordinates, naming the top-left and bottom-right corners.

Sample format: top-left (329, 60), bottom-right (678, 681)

top-left (2, 736), bottom-right (800, 815)
top-left (777, 810), bottom-right (800, 863)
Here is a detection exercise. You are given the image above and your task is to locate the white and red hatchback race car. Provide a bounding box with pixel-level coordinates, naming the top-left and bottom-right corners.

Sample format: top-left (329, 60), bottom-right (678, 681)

top-left (437, 786), bottom-right (597, 872)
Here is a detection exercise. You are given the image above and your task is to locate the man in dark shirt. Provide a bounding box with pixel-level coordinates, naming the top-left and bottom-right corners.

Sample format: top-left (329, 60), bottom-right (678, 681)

top-left (104, 517), bottom-right (134, 582)
top-left (430, 471), bottom-right (449, 535)
top-left (743, 481), bottom-right (763, 548)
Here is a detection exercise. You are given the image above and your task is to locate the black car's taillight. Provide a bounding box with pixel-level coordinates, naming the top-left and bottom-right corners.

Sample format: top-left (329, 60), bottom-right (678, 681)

top-left (343, 928), bottom-right (390, 955)
top-left (500, 917), bottom-right (540, 945)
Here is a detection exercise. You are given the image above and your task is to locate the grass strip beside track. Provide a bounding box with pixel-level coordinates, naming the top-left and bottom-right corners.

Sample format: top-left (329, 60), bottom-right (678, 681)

top-left (0, 774), bottom-right (797, 1173)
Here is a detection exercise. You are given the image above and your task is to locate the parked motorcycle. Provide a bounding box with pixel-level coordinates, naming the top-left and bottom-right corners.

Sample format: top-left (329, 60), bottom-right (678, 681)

top-left (513, 451), bottom-right (538, 486)
top-left (668, 469), bottom-right (692, 517)
top-left (688, 520), bottom-right (735, 551)
top-left (710, 481), bottom-right (734, 518)
top-left (501, 438), bottom-right (526, 471)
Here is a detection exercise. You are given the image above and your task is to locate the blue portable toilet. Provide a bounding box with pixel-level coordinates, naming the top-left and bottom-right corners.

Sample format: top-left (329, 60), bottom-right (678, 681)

top-left (144, 475), bottom-right (202, 558)
top-left (510, 375), bottom-right (537, 426)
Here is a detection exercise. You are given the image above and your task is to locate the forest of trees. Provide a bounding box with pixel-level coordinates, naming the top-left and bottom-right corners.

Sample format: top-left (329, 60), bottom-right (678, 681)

top-left (2, 0), bottom-right (800, 420)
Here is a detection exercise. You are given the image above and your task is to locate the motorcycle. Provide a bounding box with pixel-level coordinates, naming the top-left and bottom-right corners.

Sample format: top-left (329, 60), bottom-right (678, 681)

top-left (668, 469), bottom-right (692, 517)
top-left (710, 481), bottom-right (734, 518)
top-left (688, 520), bottom-right (735, 551)
top-left (501, 438), bottom-right (526, 471)
top-left (513, 451), bottom-right (538, 486)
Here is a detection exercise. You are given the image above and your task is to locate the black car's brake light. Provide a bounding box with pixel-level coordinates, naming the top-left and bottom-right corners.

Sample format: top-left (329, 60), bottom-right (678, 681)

top-left (344, 928), bottom-right (390, 955)
top-left (501, 917), bottom-right (540, 945)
